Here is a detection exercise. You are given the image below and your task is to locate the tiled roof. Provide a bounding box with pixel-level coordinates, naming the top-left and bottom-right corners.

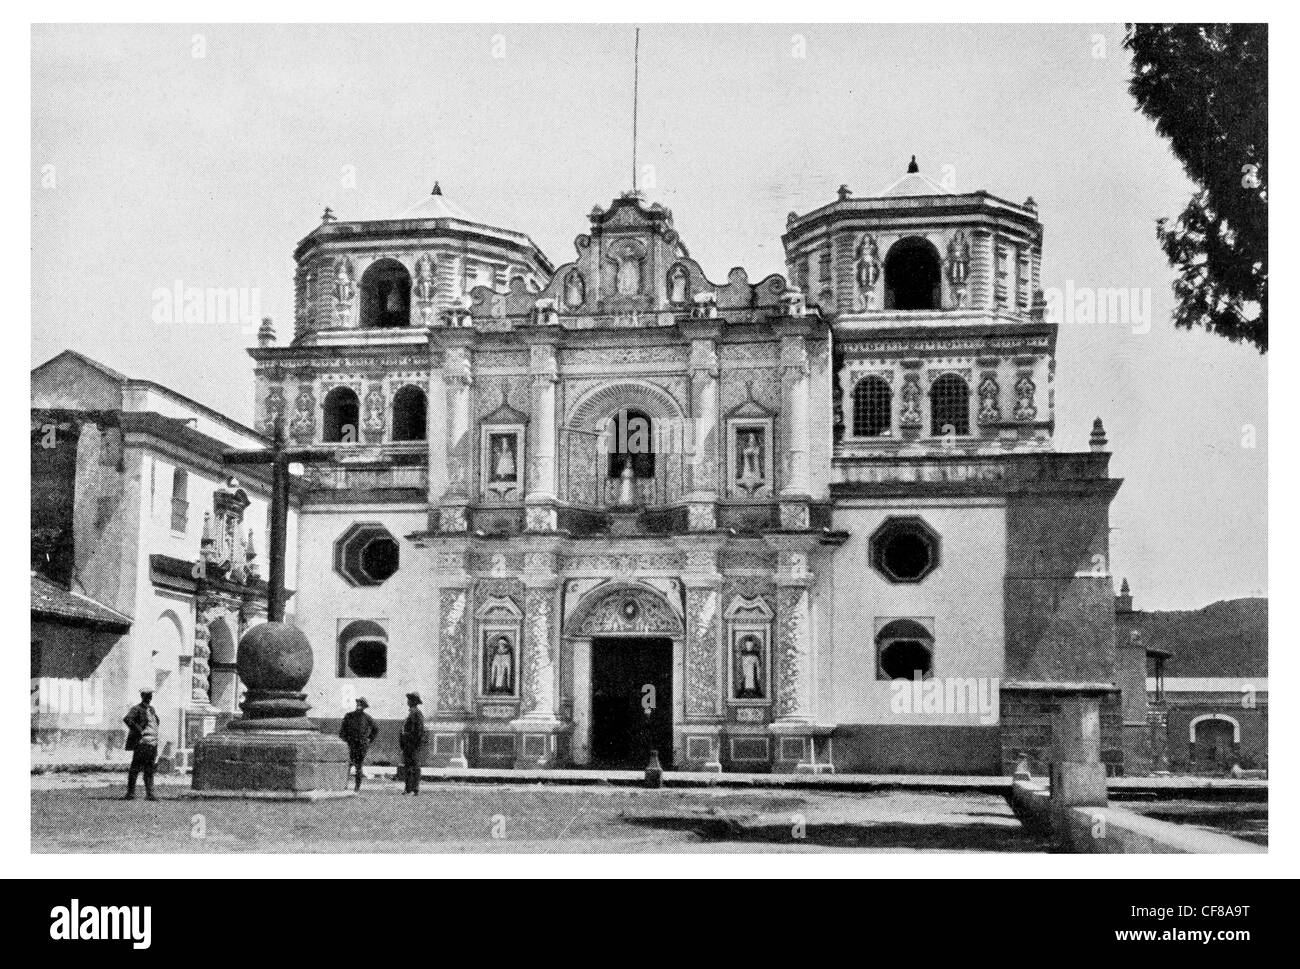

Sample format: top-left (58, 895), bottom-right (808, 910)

top-left (30, 573), bottom-right (132, 631)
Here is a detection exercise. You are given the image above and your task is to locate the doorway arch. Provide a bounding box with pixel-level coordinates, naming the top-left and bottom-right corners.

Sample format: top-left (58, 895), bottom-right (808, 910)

top-left (564, 583), bottom-right (685, 768)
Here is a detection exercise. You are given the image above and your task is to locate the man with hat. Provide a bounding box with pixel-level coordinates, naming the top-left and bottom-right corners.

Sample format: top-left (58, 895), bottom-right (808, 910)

top-left (339, 696), bottom-right (380, 792)
top-left (399, 692), bottom-right (426, 795)
top-left (122, 689), bottom-right (160, 801)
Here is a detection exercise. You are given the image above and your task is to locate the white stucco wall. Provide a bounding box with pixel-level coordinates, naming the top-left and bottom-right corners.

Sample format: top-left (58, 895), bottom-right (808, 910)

top-left (130, 447), bottom-right (298, 750)
top-left (823, 498), bottom-right (1005, 725)
top-left (294, 506), bottom-right (435, 724)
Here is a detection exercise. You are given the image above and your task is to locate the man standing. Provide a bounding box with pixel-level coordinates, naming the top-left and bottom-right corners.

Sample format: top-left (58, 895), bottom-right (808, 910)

top-left (339, 697), bottom-right (379, 792)
top-left (122, 689), bottom-right (160, 801)
top-left (399, 692), bottom-right (426, 796)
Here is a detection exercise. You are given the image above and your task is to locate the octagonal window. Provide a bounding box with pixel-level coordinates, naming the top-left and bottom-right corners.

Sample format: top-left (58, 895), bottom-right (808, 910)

top-left (335, 523), bottom-right (400, 587)
top-left (869, 516), bottom-right (940, 583)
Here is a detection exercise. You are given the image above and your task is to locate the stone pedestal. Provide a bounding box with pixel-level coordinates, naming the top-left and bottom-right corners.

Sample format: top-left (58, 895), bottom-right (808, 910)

top-left (192, 730), bottom-right (349, 796)
top-left (509, 717), bottom-right (567, 769)
top-left (679, 726), bottom-right (723, 772)
top-left (427, 721), bottom-right (470, 769)
top-left (191, 622), bottom-right (350, 799)
top-left (770, 722), bottom-right (835, 773)
top-left (1049, 697), bottom-right (1107, 809)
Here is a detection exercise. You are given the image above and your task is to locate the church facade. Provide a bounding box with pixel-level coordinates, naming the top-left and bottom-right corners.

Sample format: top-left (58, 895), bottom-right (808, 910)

top-left (250, 164), bottom-right (1130, 775)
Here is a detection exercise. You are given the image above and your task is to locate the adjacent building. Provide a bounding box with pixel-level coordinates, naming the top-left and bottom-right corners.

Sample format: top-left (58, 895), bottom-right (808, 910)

top-left (31, 351), bottom-right (299, 767)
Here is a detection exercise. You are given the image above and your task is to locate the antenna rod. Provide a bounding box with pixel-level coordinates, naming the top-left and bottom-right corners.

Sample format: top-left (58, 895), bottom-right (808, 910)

top-left (632, 27), bottom-right (640, 192)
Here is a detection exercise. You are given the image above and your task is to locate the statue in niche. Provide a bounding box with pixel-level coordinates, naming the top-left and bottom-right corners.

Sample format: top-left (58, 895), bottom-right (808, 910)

top-left (484, 633), bottom-right (515, 695)
top-left (332, 258), bottom-right (354, 306)
top-left (489, 433), bottom-right (518, 483)
top-left (564, 270), bottom-right (585, 309)
top-left (736, 635), bottom-right (765, 699)
top-left (737, 430), bottom-right (766, 495)
top-left (289, 389), bottom-right (315, 441)
top-left (615, 246), bottom-right (641, 297)
top-left (414, 254), bottom-right (436, 304)
top-left (855, 235), bottom-right (881, 311)
top-left (947, 230), bottom-right (971, 284)
top-left (669, 265), bottom-right (689, 304)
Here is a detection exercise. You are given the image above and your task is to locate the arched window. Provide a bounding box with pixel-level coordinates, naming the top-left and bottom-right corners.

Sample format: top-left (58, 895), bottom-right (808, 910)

top-left (852, 376), bottom-right (892, 437)
top-left (359, 259), bottom-right (411, 328)
top-left (323, 387), bottom-right (360, 443)
top-left (607, 408), bottom-right (655, 479)
top-left (884, 237), bottom-right (942, 310)
top-left (337, 619), bottom-right (388, 679)
top-left (875, 619), bottom-right (934, 681)
top-left (391, 385), bottom-right (427, 442)
top-left (207, 618), bottom-right (238, 710)
top-left (929, 374), bottom-right (970, 437)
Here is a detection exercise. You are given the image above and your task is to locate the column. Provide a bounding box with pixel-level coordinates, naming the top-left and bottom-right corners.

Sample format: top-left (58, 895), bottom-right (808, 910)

top-left (524, 335), bottom-right (559, 532)
top-left (777, 316), bottom-right (812, 531)
top-left (430, 543), bottom-right (472, 768)
top-left (433, 333), bottom-right (474, 532)
top-left (680, 541), bottom-right (724, 771)
top-left (766, 536), bottom-right (832, 773)
top-left (683, 324), bottom-right (720, 531)
top-left (511, 543), bottom-right (565, 768)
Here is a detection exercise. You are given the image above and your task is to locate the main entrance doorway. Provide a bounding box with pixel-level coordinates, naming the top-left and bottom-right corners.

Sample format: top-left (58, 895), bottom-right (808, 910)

top-left (590, 637), bottom-right (673, 768)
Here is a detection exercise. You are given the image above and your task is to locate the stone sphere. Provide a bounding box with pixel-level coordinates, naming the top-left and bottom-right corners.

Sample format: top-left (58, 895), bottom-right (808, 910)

top-left (237, 622), bottom-right (313, 692)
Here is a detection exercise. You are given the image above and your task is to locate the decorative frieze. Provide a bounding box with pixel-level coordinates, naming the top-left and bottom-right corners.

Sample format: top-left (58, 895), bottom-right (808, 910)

top-left (436, 587), bottom-right (470, 713)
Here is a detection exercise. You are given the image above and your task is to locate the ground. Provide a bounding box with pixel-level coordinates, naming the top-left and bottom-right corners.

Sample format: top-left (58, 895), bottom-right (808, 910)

top-left (31, 773), bottom-right (1052, 853)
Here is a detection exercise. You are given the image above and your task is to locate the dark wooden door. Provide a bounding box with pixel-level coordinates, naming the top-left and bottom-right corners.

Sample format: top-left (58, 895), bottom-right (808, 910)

top-left (591, 637), bottom-right (673, 768)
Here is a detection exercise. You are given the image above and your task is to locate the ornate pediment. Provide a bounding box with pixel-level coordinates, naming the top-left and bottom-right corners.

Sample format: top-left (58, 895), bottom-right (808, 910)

top-left (563, 583), bottom-right (684, 637)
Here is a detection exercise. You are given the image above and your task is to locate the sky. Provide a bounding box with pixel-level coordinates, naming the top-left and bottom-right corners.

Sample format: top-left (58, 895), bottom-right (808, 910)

top-left (30, 23), bottom-right (1267, 611)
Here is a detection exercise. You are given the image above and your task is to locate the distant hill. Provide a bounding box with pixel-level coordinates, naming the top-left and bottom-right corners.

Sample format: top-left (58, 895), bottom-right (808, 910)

top-left (1135, 598), bottom-right (1267, 677)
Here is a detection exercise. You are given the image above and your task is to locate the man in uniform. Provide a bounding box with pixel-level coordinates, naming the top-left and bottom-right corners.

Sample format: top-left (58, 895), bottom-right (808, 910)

top-left (339, 696), bottom-right (379, 792)
top-left (122, 689), bottom-right (160, 801)
top-left (399, 692), bottom-right (426, 796)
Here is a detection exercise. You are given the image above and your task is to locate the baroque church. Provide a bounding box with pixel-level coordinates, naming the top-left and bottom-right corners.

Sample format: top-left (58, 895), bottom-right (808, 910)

top-left (250, 163), bottom-right (1131, 775)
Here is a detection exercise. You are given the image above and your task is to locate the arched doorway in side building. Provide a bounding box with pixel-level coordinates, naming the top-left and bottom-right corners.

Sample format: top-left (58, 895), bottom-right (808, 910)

top-left (1190, 714), bottom-right (1240, 773)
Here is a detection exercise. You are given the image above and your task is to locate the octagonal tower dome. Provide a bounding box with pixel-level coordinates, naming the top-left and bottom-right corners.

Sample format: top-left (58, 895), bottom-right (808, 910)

top-left (289, 183), bottom-right (554, 343)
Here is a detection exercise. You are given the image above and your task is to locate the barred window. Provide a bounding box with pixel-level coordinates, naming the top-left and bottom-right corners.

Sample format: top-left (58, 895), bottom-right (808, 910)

top-left (929, 374), bottom-right (970, 436)
top-left (852, 376), bottom-right (892, 437)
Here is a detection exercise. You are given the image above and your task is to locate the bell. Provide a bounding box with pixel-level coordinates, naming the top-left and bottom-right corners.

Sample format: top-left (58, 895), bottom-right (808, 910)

top-left (384, 284), bottom-right (406, 313)
top-left (644, 748), bottom-right (663, 788)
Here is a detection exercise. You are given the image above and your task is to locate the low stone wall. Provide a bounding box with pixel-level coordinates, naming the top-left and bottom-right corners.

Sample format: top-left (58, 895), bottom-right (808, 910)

top-left (1007, 779), bottom-right (1263, 853)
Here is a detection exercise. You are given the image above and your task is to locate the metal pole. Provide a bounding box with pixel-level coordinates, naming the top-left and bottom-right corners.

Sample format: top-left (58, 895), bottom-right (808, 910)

top-left (632, 27), bottom-right (640, 192)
